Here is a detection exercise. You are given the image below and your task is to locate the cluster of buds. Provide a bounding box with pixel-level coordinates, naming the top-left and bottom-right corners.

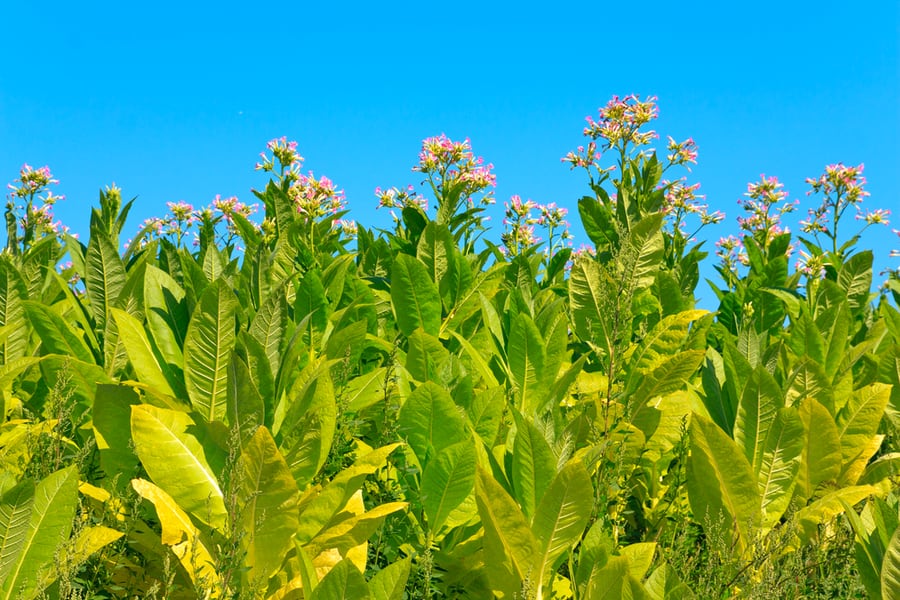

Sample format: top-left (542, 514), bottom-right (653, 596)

top-left (737, 175), bottom-right (797, 251)
top-left (255, 137), bottom-right (303, 180)
top-left (412, 134), bottom-right (496, 207)
top-left (375, 185), bottom-right (428, 213)
top-left (5, 164), bottom-right (69, 245)
top-left (583, 95), bottom-right (659, 149)
top-left (800, 163), bottom-right (872, 237)
top-left (795, 250), bottom-right (827, 280)
top-left (288, 172), bottom-right (346, 221)
top-left (561, 141), bottom-right (605, 171)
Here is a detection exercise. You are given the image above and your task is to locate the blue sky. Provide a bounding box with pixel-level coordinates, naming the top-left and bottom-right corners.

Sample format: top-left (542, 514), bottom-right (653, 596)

top-left (2, 1), bottom-right (898, 300)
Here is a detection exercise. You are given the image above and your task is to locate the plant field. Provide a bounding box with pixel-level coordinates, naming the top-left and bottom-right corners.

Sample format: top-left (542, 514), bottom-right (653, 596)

top-left (2, 96), bottom-right (900, 599)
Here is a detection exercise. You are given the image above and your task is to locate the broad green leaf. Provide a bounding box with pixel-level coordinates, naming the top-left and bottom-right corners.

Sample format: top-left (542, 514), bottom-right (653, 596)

top-left (0, 480), bottom-right (34, 587)
top-left (626, 310), bottom-right (707, 381)
top-left (838, 250), bottom-right (873, 312)
top-left (143, 265), bottom-right (188, 370)
top-left (796, 485), bottom-right (875, 544)
top-left (416, 222), bottom-right (454, 292)
top-left (310, 558), bottom-right (370, 600)
top-left (626, 213), bottom-right (665, 290)
top-left (405, 328), bottom-right (451, 384)
top-left (757, 407), bottom-right (804, 528)
top-left (784, 357), bottom-right (833, 412)
top-left (621, 542), bottom-right (657, 581)
top-left (511, 412), bottom-right (557, 521)
top-left (837, 383), bottom-right (891, 485)
top-left (85, 225), bottom-right (126, 328)
top-left (368, 557), bottom-right (411, 600)
top-left (508, 312), bottom-right (547, 411)
top-left (0, 259), bottom-right (28, 364)
top-left (475, 467), bottom-right (538, 598)
top-left (645, 563), bottom-right (695, 600)
top-left (531, 459), bottom-right (593, 594)
top-left (0, 467), bottom-right (78, 600)
top-left (344, 367), bottom-right (388, 412)
top-left (38, 525), bottom-right (124, 591)
top-left (734, 365), bottom-right (782, 473)
top-left (631, 350), bottom-right (705, 413)
top-left (23, 301), bottom-right (93, 363)
top-left (226, 353), bottom-right (265, 440)
top-left (446, 328), bottom-right (500, 388)
top-left (295, 269), bottom-right (329, 338)
top-left (130, 478), bottom-right (219, 593)
top-left (279, 365), bottom-right (336, 487)
top-left (568, 258), bottom-right (612, 355)
top-left (882, 521), bottom-right (900, 599)
top-left (307, 497), bottom-right (407, 566)
top-left (687, 413), bottom-right (760, 554)
top-left (421, 440), bottom-right (476, 533)
top-left (465, 386), bottom-right (505, 445)
top-left (184, 278), bottom-right (238, 423)
top-left (391, 254), bottom-right (441, 337)
top-left (92, 384), bottom-right (141, 486)
top-left (398, 381), bottom-right (467, 464)
top-left (584, 555), bottom-right (651, 600)
top-left (788, 309), bottom-right (825, 366)
top-left (796, 397), bottom-right (842, 500)
top-left (130, 404), bottom-right (227, 530)
top-left (859, 453), bottom-right (900, 487)
top-left (110, 307), bottom-right (176, 397)
top-left (237, 427), bottom-right (300, 582)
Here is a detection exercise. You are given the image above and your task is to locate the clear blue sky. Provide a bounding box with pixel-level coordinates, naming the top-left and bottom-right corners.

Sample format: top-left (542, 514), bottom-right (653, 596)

top-left (2, 1), bottom-right (898, 300)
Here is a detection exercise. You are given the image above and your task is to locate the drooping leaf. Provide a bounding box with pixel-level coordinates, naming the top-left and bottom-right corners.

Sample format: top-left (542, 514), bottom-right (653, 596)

top-left (110, 307), bottom-right (177, 398)
top-left (796, 397), bottom-right (842, 500)
top-left (882, 519), bottom-right (900, 599)
top-left (278, 363), bottom-right (337, 487)
top-left (92, 384), bottom-right (141, 485)
top-left (837, 383), bottom-right (891, 485)
top-left (183, 278), bottom-right (238, 423)
top-left (130, 404), bottom-right (227, 530)
top-left (0, 258), bottom-right (28, 365)
top-left (23, 301), bottom-right (93, 363)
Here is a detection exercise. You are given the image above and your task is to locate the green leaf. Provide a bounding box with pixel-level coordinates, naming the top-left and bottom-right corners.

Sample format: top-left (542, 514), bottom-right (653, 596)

top-left (421, 440), bottom-right (476, 533)
top-left (837, 383), bottom-right (891, 485)
top-left (796, 397), bottom-right (842, 500)
top-left (734, 365), bottom-right (783, 473)
top-left (531, 459), bottom-right (593, 594)
top-left (406, 328), bottom-right (451, 384)
top-left (687, 413), bottom-right (761, 554)
top-left (508, 312), bottom-right (547, 411)
top-left (226, 352), bottom-right (265, 438)
top-left (184, 278), bottom-right (238, 423)
top-left (368, 558), bottom-right (411, 600)
top-left (310, 559), bottom-right (370, 600)
top-left (92, 384), bottom-right (141, 485)
top-left (568, 258), bottom-right (612, 354)
top-left (631, 350), bottom-right (705, 414)
top-left (110, 307), bottom-right (176, 398)
top-left (0, 480), bottom-right (34, 587)
top-left (278, 365), bottom-right (337, 487)
top-left (84, 225), bottom-right (126, 328)
top-left (237, 426), bottom-right (300, 582)
top-left (882, 519), bottom-right (900, 599)
top-left (475, 467), bottom-right (538, 598)
top-left (130, 404), bottom-right (227, 530)
top-left (788, 310), bottom-right (825, 367)
top-left (130, 478), bottom-right (219, 591)
top-left (757, 407), bottom-right (804, 528)
top-left (0, 258), bottom-right (28, 364)
top-left (143, 265), bottom-right (188, 371)
top-left (417, 222), bottom-right (454, 293)
top-left (584, 555), bottom-right (651, 600)
top-left (391, 254), bottom-right (441, 337)
top-left (398, 381), bottom-right (467, 464)
top-left (511, 412), bottom-right (557, 521)
top-left (626, 212), bottom-right (664, 290)
top-left (23, 301), bottom-right (93, 363)
top-left (838, 250), bottom-right (873, 313)
top-left (0, 467), bottom-right (78, 600)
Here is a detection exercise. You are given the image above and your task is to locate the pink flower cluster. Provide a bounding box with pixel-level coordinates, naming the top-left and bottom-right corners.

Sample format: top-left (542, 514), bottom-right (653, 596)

top-left (256, 136), bottom-right (303, 177)
top-left (583, 95), bottom-right (659, 148)
top-left (500, 196), bottom-right (573, 257)
top-left (413, 134), bottom-right (496, 204)
top-left (715, 235), bottom-right (749, 272)
top-left (662, 179), bottom-right (724, 238)
top-left (666, 136), bottom-right (699, 169)
top-left (800, 163), bottom-right (879, 238)
top-left (289, 172), bottom-right (346, 220)
top-left (561, 141), bottom-right (604, 170)
top-left (737, 175), bottom-right (797, 249)
top-left (5, 164), bottom-right (68, 239)
top-left (375, 185), bottom-right (428, 212)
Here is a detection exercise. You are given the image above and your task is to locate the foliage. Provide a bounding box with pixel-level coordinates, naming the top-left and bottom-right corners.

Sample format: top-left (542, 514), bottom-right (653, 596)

top-left (1, 94), bottom-right (899, 599)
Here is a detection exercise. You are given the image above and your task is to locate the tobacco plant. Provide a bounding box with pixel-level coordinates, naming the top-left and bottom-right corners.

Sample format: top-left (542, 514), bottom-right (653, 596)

top-left (1, 94), bottom-right (899, 599)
